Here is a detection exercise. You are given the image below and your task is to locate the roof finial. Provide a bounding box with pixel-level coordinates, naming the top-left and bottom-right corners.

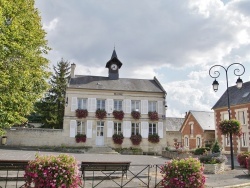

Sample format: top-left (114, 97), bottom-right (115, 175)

top-left (111, 46), bottom-right (117, 59)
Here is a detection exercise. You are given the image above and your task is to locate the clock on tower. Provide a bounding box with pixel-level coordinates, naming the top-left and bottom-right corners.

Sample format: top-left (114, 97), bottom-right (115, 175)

top-left (105, 49), bottom-right (122, 80)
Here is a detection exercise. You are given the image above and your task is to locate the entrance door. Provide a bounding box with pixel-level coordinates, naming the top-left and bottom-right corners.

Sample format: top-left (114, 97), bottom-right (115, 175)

top-left (96, 121), bottom-right (104, 146)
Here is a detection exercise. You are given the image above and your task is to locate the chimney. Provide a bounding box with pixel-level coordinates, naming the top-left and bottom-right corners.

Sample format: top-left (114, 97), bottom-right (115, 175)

top-left (70, 63), bottom-right (76, 78)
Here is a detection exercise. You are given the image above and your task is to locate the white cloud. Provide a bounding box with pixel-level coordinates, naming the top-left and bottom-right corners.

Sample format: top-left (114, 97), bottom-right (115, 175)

top-left (43, 18), bottom-right (59, 31)
top-left (36, 0), bottom-right (250, 117)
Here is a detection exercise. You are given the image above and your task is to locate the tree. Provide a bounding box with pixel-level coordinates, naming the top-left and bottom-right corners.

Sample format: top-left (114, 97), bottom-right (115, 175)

top-left (0, 0), bottom-right (50, 135)
top-left (34, 59), bottom-right (70, 129)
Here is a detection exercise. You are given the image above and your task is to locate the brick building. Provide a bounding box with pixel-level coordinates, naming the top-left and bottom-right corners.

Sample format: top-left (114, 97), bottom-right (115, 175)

top-left (212, 81), bottom-right (250, 154)
top-left (180, 111), bottom-right (215, 149)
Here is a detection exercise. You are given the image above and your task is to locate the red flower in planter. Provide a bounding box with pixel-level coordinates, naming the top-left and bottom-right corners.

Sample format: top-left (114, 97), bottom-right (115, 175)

top-left (95, 109), bottom-right (107, 119)
top-left (130, 134), bottom-right (142, 145)
top-left (148, 133), bottom-right (160, 143)
top-left (75, 134), bottom-right (86, 143)
top-left (75, 109), bottom-right (88, 118)
top-left (113, 110), bottom-right (124, 120)
top-left (219, 119), bottom-right (241, 136)
top-left (131, 111), bottom-right (141, 120)
top-left (112, 133), bottom-right (124, 145)
top-left (148, 111), bottom-right (159, 121)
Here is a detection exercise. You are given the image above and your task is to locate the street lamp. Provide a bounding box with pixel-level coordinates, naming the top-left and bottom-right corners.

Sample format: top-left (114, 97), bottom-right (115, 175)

top-left (209, 63), bottom-right (245, 170)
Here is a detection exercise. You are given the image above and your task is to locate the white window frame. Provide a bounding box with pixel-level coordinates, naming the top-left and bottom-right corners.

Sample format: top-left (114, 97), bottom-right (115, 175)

top-left (77, 121), bottom-right (85, 134)
top-left (148, 101), bottom-right (157, 112)
top-left (184, 136), bottom-right (189, 147)
top-left (225, 134), bottom-right (230, 147)
top-left (237, 110), bottom-right (246, 125)
top-left (189, 122), bottom-right (194, 137)
top-left (131, 123), bottom-right (140, 135)
top-left (222, 112), bottom-right (229, 120)
top-left (97, 99), bottom-right (105, 110)
top-left (196, 136), bottom-right (201, 148)
top-left (114, 100), bottom-right (123, 111)
top-left (241, 132), bottom-right (247, 147)
top-left (131, 100), bottom-right (140, 112)
top-left (114, 122), bottom-right (122, 134)
top-left (149, 123), bottom-right (157, 135)
top-left (77, 98), bottom-right (87, 110)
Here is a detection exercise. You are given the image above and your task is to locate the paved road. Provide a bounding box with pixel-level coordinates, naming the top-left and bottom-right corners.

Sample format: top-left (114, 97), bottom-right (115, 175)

top-left (1, 149), bottom-right (250, 188)
top-left (0, 148), bottom-right (168, 165)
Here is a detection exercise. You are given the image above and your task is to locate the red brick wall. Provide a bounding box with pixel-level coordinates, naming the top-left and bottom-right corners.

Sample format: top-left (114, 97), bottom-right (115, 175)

top-left (214, 103), bottom-right (250, 153)
top-left (181, 114), bottom-right (204, 149)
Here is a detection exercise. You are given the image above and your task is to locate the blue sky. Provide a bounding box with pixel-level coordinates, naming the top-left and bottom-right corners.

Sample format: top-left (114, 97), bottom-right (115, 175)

top-left (35, 0), bottom-right (250, 117)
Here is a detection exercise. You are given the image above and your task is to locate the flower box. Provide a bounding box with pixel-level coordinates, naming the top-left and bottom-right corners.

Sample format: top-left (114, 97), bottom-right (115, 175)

top-left (75, 109), bottom-right (88, 118)
top-left (130, 134), bottom-right (142, 145)
top-left (131, 111), bottom-right (141, 120)
top-left (113, 110), bottom-right (124, 120)
top-left (148, 133), bottom-right (160, 143)
top-left (148, 111), bottom-right (159, 121)
top-left (75, 134), bottom-right (86, 143)
top-left (95, 109), bottom-right (107, 119)
top-left (112, 133), bottom-right (124, 145)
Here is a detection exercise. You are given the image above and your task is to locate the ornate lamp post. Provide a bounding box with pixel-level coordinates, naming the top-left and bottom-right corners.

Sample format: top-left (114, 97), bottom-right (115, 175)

top-left (209, 63), bottom-right (245, 170)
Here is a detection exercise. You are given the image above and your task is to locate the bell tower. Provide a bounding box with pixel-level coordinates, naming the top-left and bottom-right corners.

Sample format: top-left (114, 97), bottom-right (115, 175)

top-left (105, 49), bottom-right (122, 80)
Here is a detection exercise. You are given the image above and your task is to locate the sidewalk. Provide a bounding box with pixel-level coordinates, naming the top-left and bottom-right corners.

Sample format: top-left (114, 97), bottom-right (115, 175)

top-left (205, 165), bottom-right (250, 188)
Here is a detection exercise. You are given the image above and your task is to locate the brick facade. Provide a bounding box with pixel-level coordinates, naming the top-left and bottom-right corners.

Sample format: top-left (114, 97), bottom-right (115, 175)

top-left (214, 103), bottom-right (250, 153)
top-left (181, 111), bottom-right (215, 150)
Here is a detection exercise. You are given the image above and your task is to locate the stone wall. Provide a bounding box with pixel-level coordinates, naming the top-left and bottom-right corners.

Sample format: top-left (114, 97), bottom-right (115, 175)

top-left (3, 128), bottom-right (165, 154)
top-left (203, 162), bottom-right (225, 174)
top-left (162, 150), bottom-right (194, 159)
top-left (4, 128), bottom-right (80, 147)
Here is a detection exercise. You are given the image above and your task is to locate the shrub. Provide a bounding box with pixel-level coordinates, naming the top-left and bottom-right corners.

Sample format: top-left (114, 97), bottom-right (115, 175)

top-left (246, 157), bottom-right (250, 173)
top-left (130, 134), bottom-right (142, 145)
top-left (24, 154), bottom-right (82, 188)
top-left (75, 134), bottom-right (86, 143)
top-left (148, 111), bottom-right (159, 121)
top-left (95, 109), bottom-right (107, 119)
top-left (148, 133), bottom-right (160, 143)
top-left (75, 109), bottom-right (88, 118)
top-left (199, 154), bottom-right (227, 164)
top-left (237, 152), bottom-right (250, 168)
top-left (131, 111), bottom-right (141, 120)
top-left (112, 110), bottom-right (124, 120)
top-left (194, 147), bottom-right (210, 155)
top-left (211, 140), bottom-right (221, 153)
top-left (161, 157), bottom-right (206, 188)
top-left (112, 133), bottom-right (124, 145)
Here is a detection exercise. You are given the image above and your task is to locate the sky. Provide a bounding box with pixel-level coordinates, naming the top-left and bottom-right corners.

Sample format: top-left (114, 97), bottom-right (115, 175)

top-left (35, 0), bottom-right (250, 118)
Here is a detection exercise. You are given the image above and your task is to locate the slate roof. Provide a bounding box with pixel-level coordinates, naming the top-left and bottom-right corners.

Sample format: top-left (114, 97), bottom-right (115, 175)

top-left (212, 81), bottom-right (250, 109)
top-left (166, 117), bottom-right (184, 131)
top-left (190, 111), bottom-right (215, 131)
top-left (69, 76), bottom-right (166, 93)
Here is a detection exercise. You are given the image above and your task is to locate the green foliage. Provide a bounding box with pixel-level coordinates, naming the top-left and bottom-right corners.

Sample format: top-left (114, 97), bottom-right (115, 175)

top-left (161, 158), bottom-right (206, 188)
top-left (199, 154), bottom-right (227, 164)
top-left (34, 59), bottom-right (70, 129)
top-left (194, 147), bottom-right (210, 155)
top-left (211, 140), bottom-right (221, 153)
top-left (0, 0), bottom-right (50, 135)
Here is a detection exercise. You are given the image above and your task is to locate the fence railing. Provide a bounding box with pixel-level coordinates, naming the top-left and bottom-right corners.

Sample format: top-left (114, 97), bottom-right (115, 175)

top-left (0, 163), bottom-right (164, 188)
